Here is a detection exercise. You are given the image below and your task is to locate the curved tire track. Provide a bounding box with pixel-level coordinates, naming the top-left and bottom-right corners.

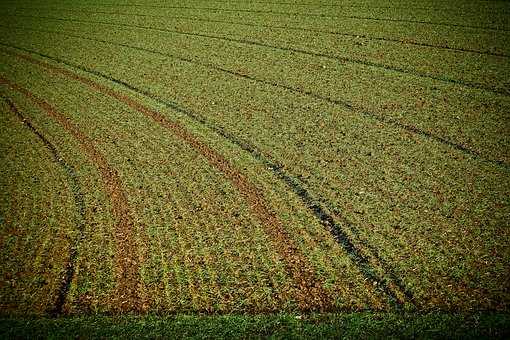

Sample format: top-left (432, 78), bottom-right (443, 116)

top-left (1, 27), bottom-right (507, 170)
top-left (1, 48), bottom-right (333, 311)
top-left (0, 77), bottom-right (141, 312)
top-left (2, 17), bottom-right (508, 96)
top-left (0, 44), bottom-right (416, 308)
top-left (1, 95), bottom-right (86, 315)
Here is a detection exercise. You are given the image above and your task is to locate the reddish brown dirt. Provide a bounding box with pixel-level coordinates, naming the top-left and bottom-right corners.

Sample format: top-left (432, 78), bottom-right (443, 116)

top-left (1, 49), bottom-right (332, 310)
top-left (0, 76), bottom-right (141, 312)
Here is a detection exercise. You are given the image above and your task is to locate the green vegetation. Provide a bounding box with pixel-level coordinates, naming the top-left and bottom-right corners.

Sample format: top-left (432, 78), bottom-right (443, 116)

top-left (0, 0), bottom-right (508, 336)
top-left (2, 312), bottom-right (509, 339)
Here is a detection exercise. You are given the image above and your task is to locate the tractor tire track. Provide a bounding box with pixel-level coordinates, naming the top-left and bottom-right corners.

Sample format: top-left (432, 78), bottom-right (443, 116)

top-left (1, 27), bottom-right (507, 170)
top-left (0, 44), bottom-right (415, 308)
top-left (1, 95), bottom-right (86, 315)
top-left (49, 2), bottom-right (510, 32)
top-left (1, 48), bottom-right (334, 311)
top-left (0, 77), bottom-right (141, 312)
top-left (2, 17), bottom-right (507, 96)
top-left (7, 10), bottom-right (507, 57)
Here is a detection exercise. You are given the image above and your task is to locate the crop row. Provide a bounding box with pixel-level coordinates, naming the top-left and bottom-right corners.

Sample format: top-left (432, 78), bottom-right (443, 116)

top-left (6, 41), bottom-right (417, 306)
top-left (1, 1), bottom-right (508, 313)
top-left (1, 27), bottom-right (508, 310)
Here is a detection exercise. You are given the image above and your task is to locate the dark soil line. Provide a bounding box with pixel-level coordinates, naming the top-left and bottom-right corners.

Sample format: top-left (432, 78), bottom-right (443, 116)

top-left (4, 17), bottom-right (507, 96)
top-left (0, 44), bottom-right (413, 309)
top-left (2, 26), bottom-right (506, 170)
top-left (9, 11), bottom-right (506, 58)
top-left (1, 48), bottom-right (334, 311)
top-left (46, 2), bottom-right (510, 32)
top-left (0, 76), bottom-right (141, 312)
top-left (1, 95), bottom-right (86, 316)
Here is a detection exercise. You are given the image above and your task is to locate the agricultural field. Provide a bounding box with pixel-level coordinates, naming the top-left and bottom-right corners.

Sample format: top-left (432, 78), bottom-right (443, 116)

top-left (0, 0), bottom-right (509, 333)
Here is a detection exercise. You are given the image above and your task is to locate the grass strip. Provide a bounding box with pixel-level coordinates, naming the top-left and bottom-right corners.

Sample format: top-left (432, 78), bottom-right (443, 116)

top-left (0, 312), bottom-right (509, 339)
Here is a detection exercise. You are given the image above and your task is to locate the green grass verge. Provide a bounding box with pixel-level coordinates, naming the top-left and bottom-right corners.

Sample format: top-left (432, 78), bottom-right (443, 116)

top-left (1, 313), bottom-right (509, 339)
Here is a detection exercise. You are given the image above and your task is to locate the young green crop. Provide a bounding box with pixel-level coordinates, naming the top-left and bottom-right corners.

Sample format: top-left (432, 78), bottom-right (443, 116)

top-left (0, 0), bottom-right (508, 320)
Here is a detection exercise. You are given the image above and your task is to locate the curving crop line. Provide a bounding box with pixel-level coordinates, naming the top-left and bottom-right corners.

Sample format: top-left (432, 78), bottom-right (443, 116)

top-left (48, 2), bottom-right (510, 32)
top-left (2, 16), bottom-right (507, 96)
top-left (1, 48), bottom-right (335, 311)
top-left (0, 76), bottom-right (141, 312)
top-left (1, 25), bottom-right (507, 170)
top-left (8, 10), bottom-right (507, 58)
top-left (0, 95), bottom-right (86, 315)
top-left (0, 43), bottom-right (416, 309)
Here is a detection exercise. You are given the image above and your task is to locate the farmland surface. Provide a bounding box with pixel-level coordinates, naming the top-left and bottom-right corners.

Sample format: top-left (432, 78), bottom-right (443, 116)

top-left (0, 0), bottom-right (509, 317)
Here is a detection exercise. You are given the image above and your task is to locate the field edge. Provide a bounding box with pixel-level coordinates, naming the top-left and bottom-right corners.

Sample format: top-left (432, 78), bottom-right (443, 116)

top-left (1, 312), bottom-right (509, 338)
